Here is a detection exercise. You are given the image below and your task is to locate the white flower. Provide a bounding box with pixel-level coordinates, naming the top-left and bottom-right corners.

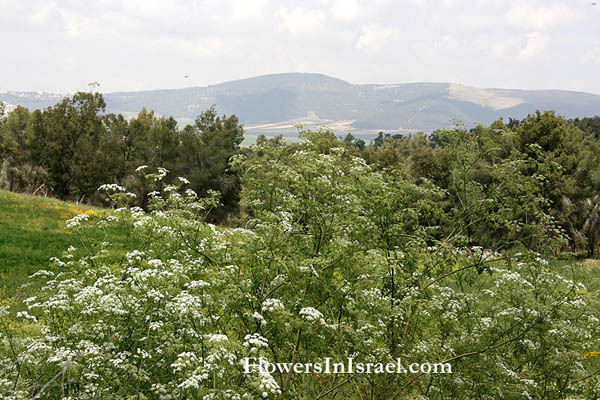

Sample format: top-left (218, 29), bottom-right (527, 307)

top-left (98, 183), bottom-right (126, 192)
top-left (147, 259), bottom-right (163, 267)
top-left (16, 311), bottom-right (37, 322)
top-left (157, 167), bottom-right (169, 179)
top-left (252, 311), bottom-right (267, 326)
top-left (185, 280), bottom-right (210, 289)
top-left (262, 298), bottom-right (284, 312)
top-left (206, 334), bottom-right (228, 343)
top-left (243, 333), bottom-right (268, 349)
top-left (66, 213), bottom-right (89, 228)
top-left (135, 165), bottom-right (148, 172)
top-left (105, 215), bottom-right (119, 223)
top-left (133, 216), bottom-right (153, 229)
top-left (299, 307), bottom-right (323, 322)
top-left (49, 257), bottom-right (66, 267)
top-left (126, 250), bottom-right (145, 263)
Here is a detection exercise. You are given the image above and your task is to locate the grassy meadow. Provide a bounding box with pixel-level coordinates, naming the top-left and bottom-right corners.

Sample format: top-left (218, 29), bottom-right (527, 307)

top-left (0, 190), bottom-right (135, 305)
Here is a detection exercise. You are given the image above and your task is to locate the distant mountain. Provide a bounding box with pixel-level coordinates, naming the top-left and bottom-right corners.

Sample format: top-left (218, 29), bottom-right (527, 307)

top-left (2, 73), bottom-right (600, 140)
top-left (0, 91), bottom-right (65, 112)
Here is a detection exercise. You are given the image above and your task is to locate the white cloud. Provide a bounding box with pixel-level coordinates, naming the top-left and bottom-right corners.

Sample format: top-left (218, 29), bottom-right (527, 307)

top-left (583, 43), bottom-right (600, 65)
top-left (0, 0), bottom-right (598, 93)
top-left (519, 32), bottom-right (549, 60)
top-left (506, 3), bottom-right (581, 30)
top-left (427, 34), bottom-right (460, 57)
top-left (229, 0), bottom-right (270, 22)
top-left (491, 32), bottom-right (549, 61)
top-left (29, 2), bottom-right (59, 26)
top-left (279, 6), bottom-right (326, 34)
top-left (329, 0), bottom-right (361, 21)
top-left (356, 24), bottom-right (398, 50)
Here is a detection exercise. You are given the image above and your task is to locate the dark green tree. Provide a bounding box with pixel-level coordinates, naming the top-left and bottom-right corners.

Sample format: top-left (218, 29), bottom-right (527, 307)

top-left (178, 106), bottom-right (244, 216)
top-left (572, 115), bottom-right (600, 139)
top-left (41, 92), bottom-right (108, 199)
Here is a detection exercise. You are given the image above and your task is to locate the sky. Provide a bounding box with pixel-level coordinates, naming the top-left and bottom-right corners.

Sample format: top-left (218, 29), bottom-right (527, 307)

top-left (1, 0), bottom-right (599, 94)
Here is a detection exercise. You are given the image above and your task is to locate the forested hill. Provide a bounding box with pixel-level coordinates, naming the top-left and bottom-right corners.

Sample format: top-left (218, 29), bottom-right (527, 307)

top-left (2, 73), bottom-right (600, 135)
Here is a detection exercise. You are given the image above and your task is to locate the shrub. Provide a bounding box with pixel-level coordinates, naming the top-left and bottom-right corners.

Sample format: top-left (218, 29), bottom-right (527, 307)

top-left (1, 142), bottom-right (599, 399)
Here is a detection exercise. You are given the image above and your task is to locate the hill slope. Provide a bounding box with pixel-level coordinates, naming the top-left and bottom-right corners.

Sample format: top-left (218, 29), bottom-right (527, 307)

top-left (0, 190), bottom-right (134, 301)
top-left (2, 73), bottom-right (600, 137)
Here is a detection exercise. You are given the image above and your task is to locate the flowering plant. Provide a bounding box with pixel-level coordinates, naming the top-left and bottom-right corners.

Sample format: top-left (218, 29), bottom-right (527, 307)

top-left (2, 139), bottom-right (600, 399)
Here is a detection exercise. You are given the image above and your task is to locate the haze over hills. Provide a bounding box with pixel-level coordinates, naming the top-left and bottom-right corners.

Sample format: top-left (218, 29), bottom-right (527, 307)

top-left (2, 73), bottom-right (600, 141)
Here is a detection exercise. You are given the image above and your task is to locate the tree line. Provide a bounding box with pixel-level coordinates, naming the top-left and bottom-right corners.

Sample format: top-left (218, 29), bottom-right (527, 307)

top-left (1, 93), bottom-right (599, 255)
top-left (0, 92), bottom-right (243, 219)
top-left (252, 113), bottom-right (600, 257)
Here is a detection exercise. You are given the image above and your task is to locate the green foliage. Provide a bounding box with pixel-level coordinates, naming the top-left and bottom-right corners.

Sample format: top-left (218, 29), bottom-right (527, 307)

top-left (40, 92), bottom-right (109, 199)
top-left (4, 90), bottom-right (598, 255)
top-left (0, 95), bottom-right (245, 222)
top-left (5, 86), bottom-right (600, 399)
top-left (363, 112), bottom-right (600, 256)
top-left (2, 136), bottom-right (600, 398)
top-left (178, 106), bottom-right (244, 216)
top-left (0, 106), bottom-right (47, 194)
top-left (439, 126), bottom-right (565, 253)
top-left (342, 132), bottom-right (365, 151)
top-left (572, 115), bottom-right (600, 140)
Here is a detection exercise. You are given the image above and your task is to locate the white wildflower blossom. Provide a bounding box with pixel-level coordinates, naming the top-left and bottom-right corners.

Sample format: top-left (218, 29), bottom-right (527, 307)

top-left (16, 311), bottom-right (37, 322)
top-left (98, 183), bottom-right (126, 192)
top-left (147, 259), bottom-right (163, 267)
top-left (105, 215), bottom-right (119, 223)
top-left (171, 352), bottom-right (199, 372)
top-left (206, 334), bottom-right (228, 343)
top-left (242, 333), bottom-right (268, 349)
top-left (49, 257), bottom-right (66, 267)
top-left (126, 250), bottom-right (145, 264)
top-left (185, 280), bottom-right (210, 289)
top-left (66, 213), bottom-right (89, 228)
top-left (155, 167), bottom-right (169, 180)
top-left (130, 207), bottom-right (146, 218)
top-left (262, 298), bottom-right (284, 312)
top-left (252, 311), bottom-right (266, 326)
top-left (30, 269), bottom-right (55, 278)
top-left (299, 307), bottom-right (323, 322)
top-left (134, 216), bottom-right (153, 229)
top-left (243, 356), bottom-right (281, 397)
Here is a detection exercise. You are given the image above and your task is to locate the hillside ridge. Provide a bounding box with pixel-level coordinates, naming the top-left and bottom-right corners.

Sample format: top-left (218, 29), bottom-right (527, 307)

top-left (2, 72), bottom-right (600, 138)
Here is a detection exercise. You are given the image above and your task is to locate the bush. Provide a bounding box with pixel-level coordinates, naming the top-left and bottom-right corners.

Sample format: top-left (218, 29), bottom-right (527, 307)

top-left (1, 141), bottom-right (600, 399)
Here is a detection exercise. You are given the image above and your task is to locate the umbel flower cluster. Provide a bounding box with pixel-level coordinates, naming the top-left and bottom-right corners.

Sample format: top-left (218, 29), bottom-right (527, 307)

top-left (1, 138), bottom-right (600, 399)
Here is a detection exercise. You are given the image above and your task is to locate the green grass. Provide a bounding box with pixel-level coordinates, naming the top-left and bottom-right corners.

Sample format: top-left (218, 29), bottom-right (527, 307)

top-left (0, 190), bottom-right (135, 302)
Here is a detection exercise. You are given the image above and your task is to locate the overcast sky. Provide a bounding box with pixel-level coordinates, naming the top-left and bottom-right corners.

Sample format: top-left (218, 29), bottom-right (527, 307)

top-left (1, 0), bottom-right (599, 94)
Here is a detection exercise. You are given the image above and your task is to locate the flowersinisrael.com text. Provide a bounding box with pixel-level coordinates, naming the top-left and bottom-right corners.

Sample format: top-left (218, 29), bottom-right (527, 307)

top-left (242, 357), bottom-right (452, 375)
